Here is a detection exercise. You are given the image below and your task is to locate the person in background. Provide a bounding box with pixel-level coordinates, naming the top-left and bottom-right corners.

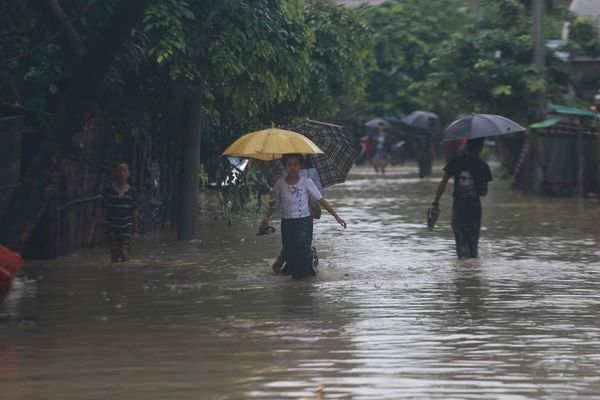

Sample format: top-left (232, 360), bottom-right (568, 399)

top-left (260, 154), bottom-right (346, 280)
top-left (359, 130), bottom-right (372, 165)
top-left (371, 122), bottom-right (390, 175)
top-left (298, 157), bottom-right (324, 219)
top-left (415, 132), bottom-right (434, 178)
top-left (103, 163), bottom-right (138, 263)
top-left (431, 138), bottom-right (491, 259)
top-left (0, 245), bottom-right (23, 304)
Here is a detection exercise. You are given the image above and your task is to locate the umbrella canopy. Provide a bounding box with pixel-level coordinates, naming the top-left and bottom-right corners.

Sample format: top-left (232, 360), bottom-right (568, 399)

top-left (443, 114), bottom-right (526, 142)
top-left (222, 127), bottom-right (323, 161)
top-left (364, 118), bottom-right (390, 130)
top-left (256, 120), bottom-right (358, 188)
top-left (401, 110), bottom-right (442, 131)
top-left (288, 120), bottom-right (358, 187)
top-left (384, 116), bottom-right (403, 125)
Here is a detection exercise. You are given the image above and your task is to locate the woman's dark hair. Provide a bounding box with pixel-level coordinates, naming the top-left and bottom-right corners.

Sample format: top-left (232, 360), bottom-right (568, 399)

top-left (281, 153), bottom-right (304, 166)
top-left (304, 156), bottom-right (314, 168)
top-left (466, 138), bottom-right (485, 153)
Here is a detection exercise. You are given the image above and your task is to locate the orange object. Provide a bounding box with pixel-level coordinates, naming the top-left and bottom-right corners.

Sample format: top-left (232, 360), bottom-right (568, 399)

top-left (443, 139), bottom-right (467, 161)
top-left (0, 245), bottom-right (23, 287)
top-left (360, 135), bottom-right (372, 159)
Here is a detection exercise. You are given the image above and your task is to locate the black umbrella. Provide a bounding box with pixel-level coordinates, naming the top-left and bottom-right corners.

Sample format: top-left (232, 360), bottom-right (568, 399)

top-left (443, 114), bottom-right (526, 142)
top-left (384, 116), bottom-right (404, 125)
top-left (401, 111), bottom-right (442, 130)
top-left (256, 120), bottom-right (358, 188)
top-left (364, 118), bottom-right (390, 130)
top-left (288, 120), bottom-right (358, 187)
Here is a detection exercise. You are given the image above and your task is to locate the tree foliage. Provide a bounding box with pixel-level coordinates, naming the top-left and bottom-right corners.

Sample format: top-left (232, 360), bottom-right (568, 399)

top-left (296, 1), bottom-right (374, 118)
top-left (355, 0), bottom-right (574, 125)
top-left (3, 0), bottom-right (584, 157)
top-left (138, 0), bottom-right (373, 156)
top-left (415, 0), bottom-right (546, 122)
top-left (356, 0), bottom-right (467, 118)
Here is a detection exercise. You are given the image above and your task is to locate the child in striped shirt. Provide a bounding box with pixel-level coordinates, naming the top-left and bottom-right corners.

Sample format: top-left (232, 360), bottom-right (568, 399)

top-left (103, 163), bottom-right (138, 263)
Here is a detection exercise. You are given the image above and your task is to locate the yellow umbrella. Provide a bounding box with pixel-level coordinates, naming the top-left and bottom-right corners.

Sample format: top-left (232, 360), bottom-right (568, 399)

top-left (222, 127), bottom-right (323, 161)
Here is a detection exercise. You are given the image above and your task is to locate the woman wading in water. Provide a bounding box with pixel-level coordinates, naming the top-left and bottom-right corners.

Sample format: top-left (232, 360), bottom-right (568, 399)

top-left (260, 154), bottom-right (346, 279)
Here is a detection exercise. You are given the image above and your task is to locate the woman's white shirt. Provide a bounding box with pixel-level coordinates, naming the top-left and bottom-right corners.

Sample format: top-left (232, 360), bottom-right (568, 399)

top-left (273, 176), bottom-right (323, 219)
top-left (283, 168), bottom-right (324, 196)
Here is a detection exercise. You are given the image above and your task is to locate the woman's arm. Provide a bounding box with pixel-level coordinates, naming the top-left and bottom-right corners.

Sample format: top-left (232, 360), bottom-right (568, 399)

top-left (433, 173), bottom-right (451, 207)
top-left (319, 198), bottom-right (347, 228)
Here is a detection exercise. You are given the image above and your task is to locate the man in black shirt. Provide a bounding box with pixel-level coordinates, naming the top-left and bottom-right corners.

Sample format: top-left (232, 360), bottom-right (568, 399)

top-left (431, 138), bottom-right (492, 258)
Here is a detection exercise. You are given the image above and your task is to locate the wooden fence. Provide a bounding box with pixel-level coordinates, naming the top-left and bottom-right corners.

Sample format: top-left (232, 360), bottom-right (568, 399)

top-left (1, 105), bottom-right (152, 258)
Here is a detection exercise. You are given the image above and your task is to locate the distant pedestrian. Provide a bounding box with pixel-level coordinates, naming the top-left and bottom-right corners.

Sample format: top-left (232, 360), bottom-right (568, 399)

top-left (359, 131), bottom-right (372, 165)
top-left (431, 138), bottom-right (491, 259)
top-left (0, 245), bottom-right (22, 304)
top-left (260, 154), bottom-right (346, 280)
top-left (103, 163), bottom-right (138, 263)
top-left (415, 132), bottom-right (433, 178)
top-left (371, 122), bottom-right (390, 175)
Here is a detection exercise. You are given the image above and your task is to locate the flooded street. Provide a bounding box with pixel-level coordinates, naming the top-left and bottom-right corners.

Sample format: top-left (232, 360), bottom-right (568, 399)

top-left (2, 165), bottom-right (600, 399)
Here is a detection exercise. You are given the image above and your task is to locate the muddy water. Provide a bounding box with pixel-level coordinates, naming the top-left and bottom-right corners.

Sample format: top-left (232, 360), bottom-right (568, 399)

top-left (2, 165), bottom-right (600, 399)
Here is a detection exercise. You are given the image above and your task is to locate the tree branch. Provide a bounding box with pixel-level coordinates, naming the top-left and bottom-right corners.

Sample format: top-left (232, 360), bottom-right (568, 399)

top-left (40, 0), bottom-right (87, 59)
top-left (0, 0), bottom-right (154, 252)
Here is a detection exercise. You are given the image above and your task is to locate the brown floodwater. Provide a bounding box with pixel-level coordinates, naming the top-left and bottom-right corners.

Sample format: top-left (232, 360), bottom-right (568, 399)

top-left (2, 165), bottom-right (600, 399)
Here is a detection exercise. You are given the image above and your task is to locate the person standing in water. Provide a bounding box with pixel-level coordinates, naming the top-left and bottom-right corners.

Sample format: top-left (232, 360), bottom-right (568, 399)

top-left (415, 132), bottom-right (433, 178)
top-left (270, 157), bottom-right (325, 274)
top-left (431, 138), bottom-right (491, 259)
top-left (103, 163), bottom-right (138, 263)
top-left (371, 122), bottom-right (390, 175)
top-left (260, 154), bottom-right (346, 279)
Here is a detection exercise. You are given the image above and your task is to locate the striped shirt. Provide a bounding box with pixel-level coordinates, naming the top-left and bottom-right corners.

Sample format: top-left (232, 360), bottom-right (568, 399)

top-left (103, 184), bottom-right (137, 230)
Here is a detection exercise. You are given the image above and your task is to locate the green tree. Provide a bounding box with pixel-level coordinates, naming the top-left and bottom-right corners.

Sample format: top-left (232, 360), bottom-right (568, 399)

top-left (357, 0), bottom-right (468, 119)
top-left (292, 1), bottom-right (374, 119)
top-left (0, 0), bottom-right (154, 251)
top-left (1, 0), bottom-right (374, 247)
top-left (355, 0), bottom-right (575, 125)
top-left (405, 0), bottom-right (545, 123)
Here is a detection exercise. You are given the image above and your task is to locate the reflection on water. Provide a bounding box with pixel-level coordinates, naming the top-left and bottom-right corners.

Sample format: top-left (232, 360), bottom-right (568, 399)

top-left (2, 165), bottom-right (600, 399)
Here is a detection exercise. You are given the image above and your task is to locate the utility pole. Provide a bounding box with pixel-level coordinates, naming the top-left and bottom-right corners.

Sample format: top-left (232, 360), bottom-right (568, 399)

top-left (176, 90), bottom-right (202, 241)
top-left (532, 0), bottom-right (546, 102)
top-left (594, 93), bottom-right (600, 200)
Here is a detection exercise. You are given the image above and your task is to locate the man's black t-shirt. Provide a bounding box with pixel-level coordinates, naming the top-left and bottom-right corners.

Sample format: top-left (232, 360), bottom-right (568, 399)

top-left (443, 154), bottom-right (492, 199)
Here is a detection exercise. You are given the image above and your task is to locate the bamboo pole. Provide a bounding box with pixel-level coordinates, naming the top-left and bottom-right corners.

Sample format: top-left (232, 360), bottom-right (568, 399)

top-left (596, 114), bottom-right (600, 199)
top-left (57, 194), bottom-right (103, 212)
top-left (533, 0), bottom-right (545, 104)
top-left (577, 129), bottom-right (584, 197)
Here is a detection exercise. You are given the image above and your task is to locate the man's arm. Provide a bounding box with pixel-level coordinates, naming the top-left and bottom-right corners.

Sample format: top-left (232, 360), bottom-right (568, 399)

top-left (480, 164), bottom-right (492, 197)
top-left (480, 182), bottom-right (488, 197)
top-left (433, 173), bottom-right (451, 206)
